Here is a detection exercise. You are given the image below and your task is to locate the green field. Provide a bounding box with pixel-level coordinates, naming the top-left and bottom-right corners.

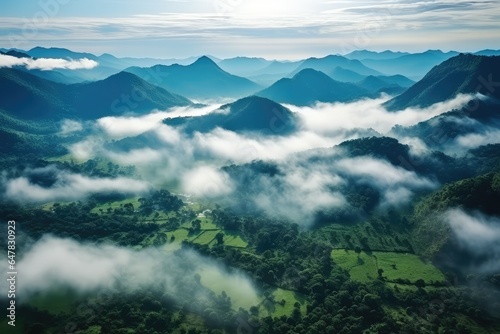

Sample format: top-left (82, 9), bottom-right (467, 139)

top-left (91, 197), bottom-right (141, 214)
top-left (193, 230), bottom-right (220, 245)
top-left (223, 232), bottom-right (248, 248)
top-left (332, 249), bottom-right (445, 285)
top-left (29, 289), bottom-right (76, 314)
top-left (332, 249), bottom-right (379, 282)
top-left (375, 252), bottom-right (446, 284)
top-left (199, 267), bottom-right (261, 310)
top-left (266, 288), bottom-right (307, 317)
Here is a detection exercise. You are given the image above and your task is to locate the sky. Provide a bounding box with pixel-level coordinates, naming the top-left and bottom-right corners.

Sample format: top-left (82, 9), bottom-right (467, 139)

top-left (0, 0), bottom-right (499, 59)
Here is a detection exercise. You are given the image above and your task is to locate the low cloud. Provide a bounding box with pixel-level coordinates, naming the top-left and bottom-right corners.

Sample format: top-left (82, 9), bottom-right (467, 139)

top-left (0, 54), bottom-right (98, 70)
top-left (336, 156), bottom-right (436, 206)
top-left (2, 165), bottom-right (150, 203)
top-left (455, 130), bottom-right (500, 150)
top-left (64, 96), bottom-right (470, 223)
top-left (445, 208), bottom-right (500, 274)
top-left (59, 119), bottom-right (84, 135)
top-left (0, 236), bottom-right (259, 306)
top-left (291, 93), bottom-right (477, 135)
top-left (181, 166), bottom-right (234, 198)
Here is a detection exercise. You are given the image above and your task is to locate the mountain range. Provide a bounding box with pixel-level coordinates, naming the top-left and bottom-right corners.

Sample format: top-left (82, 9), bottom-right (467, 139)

top-left (256, 68), bottom-right (373, 106)
top-left (125, 56), bottom-right (261, 100)
top-left (0, 68), bottom-right (191, 120)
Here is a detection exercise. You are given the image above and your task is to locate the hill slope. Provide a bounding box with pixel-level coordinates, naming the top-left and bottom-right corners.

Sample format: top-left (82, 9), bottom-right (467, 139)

top-left (0, 68), bottom-right (191, 120)
top-left (163, 96), bottom-right (297, 135)
top-left (384, 54), bottom-right (500, 111)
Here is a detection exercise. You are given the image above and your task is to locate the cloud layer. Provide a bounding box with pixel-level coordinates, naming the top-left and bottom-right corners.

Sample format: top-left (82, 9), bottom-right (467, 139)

top-left (2, 165), bottom-right (150, 203)
top-left (0, 236), bottom-right (259, 306)
top-left (0, 54), bottom-right (98, 70)
top-left (0, 0), bottom-right (498, 57)
top-left (445, 208), bottom-right (500, 274)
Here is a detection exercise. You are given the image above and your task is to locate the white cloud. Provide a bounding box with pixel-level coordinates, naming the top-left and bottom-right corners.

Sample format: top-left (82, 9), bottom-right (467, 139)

top-left (0, 236), bottom-right (259, 305)
top-left (59, 119), bottom-right (84, 135)
top-left (445, 208), bottom-right (500, 273)
top-left (0, 54), bottom-right (98, 70)
top-left (455, 130), bottom-right (500, 149)
top-left (181, 165), bottom-right (234, 198)
top-left (291, 93), bottom-right (477, 135)
top-left (3, 166), bottom-right (150, 203)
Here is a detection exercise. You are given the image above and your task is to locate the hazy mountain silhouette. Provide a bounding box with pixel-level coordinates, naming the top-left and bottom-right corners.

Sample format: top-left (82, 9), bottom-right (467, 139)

top-left (126, 56), bottom-right (261, 100)
top-left (217, 57), bottom-right (272, 76)
top-left (291, 55), bottom-right (381, 77)
top-left (344, 50), bottom-right (411, 60)
top-left (257, 68), bottom-right (372, 106)
top-left (361, 50), bottom-right (460, 79)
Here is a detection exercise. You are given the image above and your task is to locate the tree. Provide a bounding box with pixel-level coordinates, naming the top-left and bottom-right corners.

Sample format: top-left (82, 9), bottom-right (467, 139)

top-left (354, 246), bottom-right (362, 255)
top-left (415, 279), bottom-right (426, 289)
top-left (215, 232), bottom-right (224, 245)
top-left (192, 219), bottom-right (202, 231)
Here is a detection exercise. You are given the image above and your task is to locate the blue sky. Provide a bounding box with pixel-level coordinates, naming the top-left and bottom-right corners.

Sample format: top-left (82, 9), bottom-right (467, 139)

top-left (0, 0), bottom-right (498, 59)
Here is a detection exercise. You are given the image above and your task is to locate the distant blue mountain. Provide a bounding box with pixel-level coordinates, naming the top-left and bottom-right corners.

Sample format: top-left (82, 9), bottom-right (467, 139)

top-left (257, 68), bottom-right (373, 106)
top-left (126, 56), bottom-right (261, 100)
top-left (329, 67), bottom-right (366, 83)
top-left (361, 50), bottom-right (460, 79)
top-left (291, 55), bottom-right (382, 77)
top-left (344, 50), bottom-right (410, 60)
top-left (217, 57), bottom-right (272, 76)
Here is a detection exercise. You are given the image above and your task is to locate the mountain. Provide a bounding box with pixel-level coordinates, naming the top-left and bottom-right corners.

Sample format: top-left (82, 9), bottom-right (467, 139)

top-left (125, 56), bottom-right (261, 100)
top-left (384, 54), bottom-right (500, 111)
top-left (356, 76), bottom-right (406, 95)
top-left (27, 46), bottom-right (99, 60)
top-left (217, 57), bottom-right (272, 76)
top-left (1, 49), bottom-right (32, 58)
top-left (474, 49), bottom-right (500, 56)
top-left (163, 96), bottom-right (297, 135)
top-left (0, 68), bottom-right (191, 120)
top-left (256, 68), bottom-right (372, 106)
top-left (0, 68), bottom-right (72, 119)
top-left (247, 60), bottom-right (304, 86)
top-left (291, 55), bottom-right (381, 77)
top-left (72, 72), bottom-right (192, 119)
top-left (355, 75), bottom-right (413, 95)
top-left (344, 50), bottom-right (411, 60)
top-left (25, 46), bottom-right (122, 82)
top-left (329, 67), bottom-right (365, 83)
top-left (361, 50), bottom-right (460, 79)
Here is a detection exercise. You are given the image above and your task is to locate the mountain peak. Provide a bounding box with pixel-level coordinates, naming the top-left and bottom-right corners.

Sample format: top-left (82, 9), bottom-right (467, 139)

top-left (193, 56), bottom-right (217, 66)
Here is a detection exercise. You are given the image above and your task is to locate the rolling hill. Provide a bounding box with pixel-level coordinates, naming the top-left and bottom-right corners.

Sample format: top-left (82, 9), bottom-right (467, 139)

top-left (384, 54), bottom-right (500, 111)
top-left (290, 55), bottom-right (381, 77)
top-left (125, 56), bottom-right (262, 100)
top-left (163, 96), bottom-right (297, 135)
top-left (0, 68), bottom-right (191, 120)
top-left (256, 68), bottom-right (373, 106)
top-left (361, 50), bottom-right (460, 79)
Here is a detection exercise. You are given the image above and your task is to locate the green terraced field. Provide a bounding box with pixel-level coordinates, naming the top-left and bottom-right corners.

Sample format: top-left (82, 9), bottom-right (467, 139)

top-left (332, 249), bottom-right (446, 285)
